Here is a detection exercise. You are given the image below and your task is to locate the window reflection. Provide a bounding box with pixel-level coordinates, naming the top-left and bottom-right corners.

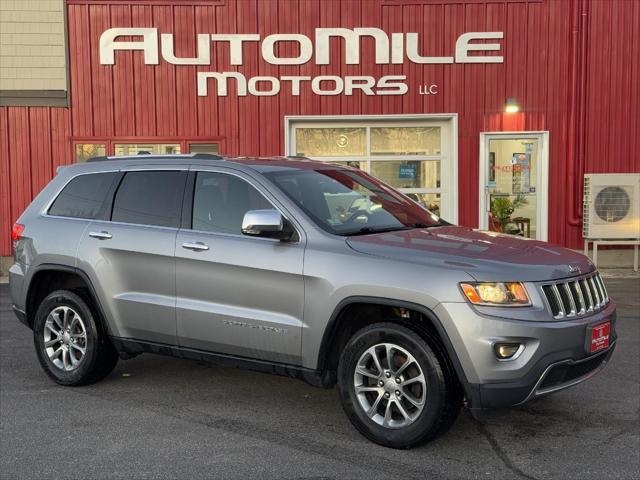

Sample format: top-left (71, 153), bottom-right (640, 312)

top-left (114, 144), bottom-right (181, 156)
top-left (370, 161), bottom-right (440, 190)
top-left (296, 128), bottom-right (366, 157)
top-left (371, 127), bottom-right (441, 156)
top-left (75, 144), bottom-right (106, 163)
top-left (189, 143), bottom-right (220, 155)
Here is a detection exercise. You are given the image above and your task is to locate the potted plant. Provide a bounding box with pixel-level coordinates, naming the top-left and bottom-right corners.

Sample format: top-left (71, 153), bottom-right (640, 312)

top-left (490, 195), bottom-right (528, 233)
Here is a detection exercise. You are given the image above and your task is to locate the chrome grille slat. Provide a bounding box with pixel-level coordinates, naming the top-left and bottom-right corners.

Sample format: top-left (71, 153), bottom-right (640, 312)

top-left (542, 272), bottom-right (608, 319)
top-left (597, 275), bottom-right (609, 300)
top-left (573, 281), bottom-right (586, 314)
top-left (581, 279), bottom-right (594, 311)
top-left (589, 277), bottom-right (602, 307)
top-left (595, 275), bottom-right (608, 304)
top-left (562, 283), bottom-right (577, 316)
top-left (550, 284), bottom-right (565, 318)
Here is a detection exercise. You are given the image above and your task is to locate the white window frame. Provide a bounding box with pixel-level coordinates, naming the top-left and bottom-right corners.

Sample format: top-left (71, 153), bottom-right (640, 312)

top-left (478, 131), bottom-right (550, 241)
top-left (285, 114), bottom-right (459, 223)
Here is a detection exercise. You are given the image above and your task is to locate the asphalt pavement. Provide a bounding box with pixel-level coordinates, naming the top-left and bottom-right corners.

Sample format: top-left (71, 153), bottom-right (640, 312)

top-left (1, 280), bottom-right (639, 480)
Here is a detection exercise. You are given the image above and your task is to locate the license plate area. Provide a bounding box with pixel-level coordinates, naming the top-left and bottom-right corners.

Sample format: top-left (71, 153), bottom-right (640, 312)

top-left (586, 321), bottom-right (611, 354)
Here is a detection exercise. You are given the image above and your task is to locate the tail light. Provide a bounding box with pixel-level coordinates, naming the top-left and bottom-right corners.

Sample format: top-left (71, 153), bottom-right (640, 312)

top-left (11, 223), bottom-right (25, 242)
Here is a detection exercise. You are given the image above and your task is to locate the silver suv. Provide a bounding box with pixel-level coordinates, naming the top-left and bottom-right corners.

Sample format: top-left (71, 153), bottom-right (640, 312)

top-left (9, 154), bottom-right (616, 448)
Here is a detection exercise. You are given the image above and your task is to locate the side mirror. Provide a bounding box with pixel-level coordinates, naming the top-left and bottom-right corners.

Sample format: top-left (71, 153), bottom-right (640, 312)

top-left (241, 209), bottom-right (294, 241)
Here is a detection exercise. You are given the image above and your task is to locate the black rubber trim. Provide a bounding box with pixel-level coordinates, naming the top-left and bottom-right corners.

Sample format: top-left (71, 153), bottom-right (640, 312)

top-left (318, 296), bottom-right (476, 405)
top-left (191, 153), bottom-right (223, 160)
top-left (97, 171), bottom-right (125, 221)
top-left (12, 306), bottom-right (28, 327)
top-left (470, 341), bottom-right (617, 411)
top-left (110, 337), bottom-right (326, 387)
top-left (24, 263), bottom-right (114, 337)
top-left (180, 170), bottom-right (196, 229)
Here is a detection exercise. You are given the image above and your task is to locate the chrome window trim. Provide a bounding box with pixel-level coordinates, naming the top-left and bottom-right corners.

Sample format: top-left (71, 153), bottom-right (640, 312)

top-left (87, 218), bottom-right (180, 233)
top-left (40, 166), bottom-right (301, 242)
top-left (182, 227), bottom-right (285, 244)
top-left (41, 166), bottom-right (189, 221)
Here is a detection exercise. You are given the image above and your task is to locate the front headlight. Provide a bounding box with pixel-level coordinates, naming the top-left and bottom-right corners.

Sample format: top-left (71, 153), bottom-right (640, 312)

top-left (460, 282), bottom-right (531, 307)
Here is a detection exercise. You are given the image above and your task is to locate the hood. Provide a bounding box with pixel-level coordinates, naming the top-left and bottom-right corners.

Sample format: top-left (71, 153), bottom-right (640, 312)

top-left (346, 226), bottom-right (594, 282)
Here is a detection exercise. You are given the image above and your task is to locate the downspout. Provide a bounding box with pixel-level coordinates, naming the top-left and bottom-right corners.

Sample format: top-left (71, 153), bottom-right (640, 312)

top-left (567, 0), bottom-right (589, 227)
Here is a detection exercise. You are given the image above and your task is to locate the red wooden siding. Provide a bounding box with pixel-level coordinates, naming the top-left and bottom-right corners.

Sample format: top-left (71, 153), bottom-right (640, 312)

top-left (0, 107), bottom-right (72, 255)
top-left (1, 0), bottom-right (639, 256)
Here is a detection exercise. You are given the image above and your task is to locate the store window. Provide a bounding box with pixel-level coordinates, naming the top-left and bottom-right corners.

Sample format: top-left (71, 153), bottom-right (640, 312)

top-left (296, 128), bottom-right (366, 157)
top-left (291, 123), bottom-right (446, 217)
top-left (75, 144), bottom-right (106, 163)
top-left (114, 143), bottom-right (181, 156)
top-left (370, 127), bottom-right (440, 156)
top-left (189, 143), bottom-right (220, 155)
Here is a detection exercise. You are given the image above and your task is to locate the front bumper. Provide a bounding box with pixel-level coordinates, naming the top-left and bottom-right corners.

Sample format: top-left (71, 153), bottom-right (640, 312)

top-left (434, 299), bottom-right (617, 409)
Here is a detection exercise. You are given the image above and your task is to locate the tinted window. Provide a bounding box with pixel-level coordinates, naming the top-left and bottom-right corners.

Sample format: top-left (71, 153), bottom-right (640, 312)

top-left (48, 172), bottom-right (117, 219)
top-left (192, 172), bottom-right (272, 234)
top-left (112, 171), bottom-right (185, 227)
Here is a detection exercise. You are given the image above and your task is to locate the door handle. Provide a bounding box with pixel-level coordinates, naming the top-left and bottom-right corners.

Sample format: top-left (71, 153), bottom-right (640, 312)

top-left (182, 241), bottom-right (209, 251)
top-left (89, 231), bottom-right (112, 240)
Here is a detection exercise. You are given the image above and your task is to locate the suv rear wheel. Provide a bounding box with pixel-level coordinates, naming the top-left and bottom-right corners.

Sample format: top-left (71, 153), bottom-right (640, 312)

top-left (337, 322), bottom-right (462, 448)
top-left (33, 290), bottom-right (118, 386)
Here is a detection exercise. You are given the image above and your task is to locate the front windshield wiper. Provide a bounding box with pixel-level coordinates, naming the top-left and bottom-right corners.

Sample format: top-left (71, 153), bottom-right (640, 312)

top-left (411, 221), bottom-right (446, 229)
top-left (343, 226), bottom-right (413, 236)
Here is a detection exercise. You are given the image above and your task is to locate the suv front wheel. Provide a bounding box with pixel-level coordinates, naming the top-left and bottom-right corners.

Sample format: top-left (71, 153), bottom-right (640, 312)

top-left (337, 322), bottom-right (462, 448)
top-left (33, 290), bottom-right (119, 386)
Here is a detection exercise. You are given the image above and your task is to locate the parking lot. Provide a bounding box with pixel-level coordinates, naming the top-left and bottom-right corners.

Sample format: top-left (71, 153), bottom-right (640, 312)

top-left (1, 279), bottom-right (638, 480)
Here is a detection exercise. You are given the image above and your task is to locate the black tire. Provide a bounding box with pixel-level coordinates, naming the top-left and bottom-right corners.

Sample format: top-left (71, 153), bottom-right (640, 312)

top-left (33, 289), bottom-right (118, 386)
top-left (337, 322), bottom-right (463, 449)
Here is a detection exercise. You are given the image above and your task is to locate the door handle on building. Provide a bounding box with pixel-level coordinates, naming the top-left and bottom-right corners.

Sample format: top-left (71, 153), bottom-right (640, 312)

top-left (182, 241), bottom-right (209, 251)
top-left (89, 231), bottom-right (112, 240)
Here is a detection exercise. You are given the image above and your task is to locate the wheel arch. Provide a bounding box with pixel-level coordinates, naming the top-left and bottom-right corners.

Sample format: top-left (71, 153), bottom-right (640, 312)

top-left (25, 264), bottom-right (113, 337)
top-left (316, 296), bottom-right (476, 402)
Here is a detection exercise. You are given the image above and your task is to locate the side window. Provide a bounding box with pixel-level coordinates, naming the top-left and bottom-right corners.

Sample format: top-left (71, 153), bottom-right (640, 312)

top-left (112, 171), bottom-right (185, 228)
top-left (48, 172), bottom-right (118, 219)
top-left (192, 172), bottom-right (272, 234)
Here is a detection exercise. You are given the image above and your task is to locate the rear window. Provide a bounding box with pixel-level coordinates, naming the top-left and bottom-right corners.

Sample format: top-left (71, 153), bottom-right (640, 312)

top-left (111, 171), bottom-right (186, 228)
top-left (48, 172), bottom-right (118, 219)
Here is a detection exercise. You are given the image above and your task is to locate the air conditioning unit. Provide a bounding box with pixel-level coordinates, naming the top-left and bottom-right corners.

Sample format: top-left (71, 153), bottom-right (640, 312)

top-left (583, 173), bottom-right (640, 239)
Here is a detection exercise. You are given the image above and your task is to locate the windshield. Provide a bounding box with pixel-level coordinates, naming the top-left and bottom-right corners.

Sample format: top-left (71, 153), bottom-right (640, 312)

top-left (264, 167), bottom-right (444, 236)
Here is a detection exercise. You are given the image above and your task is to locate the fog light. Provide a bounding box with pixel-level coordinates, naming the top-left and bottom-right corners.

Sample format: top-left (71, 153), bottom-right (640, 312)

top-left (494, 343), bottom-right (523, 360)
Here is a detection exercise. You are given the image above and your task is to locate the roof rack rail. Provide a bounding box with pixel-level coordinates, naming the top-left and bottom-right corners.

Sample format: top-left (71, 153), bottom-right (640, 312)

top-left (191, 153), bottom-right (223, 160)
top-left (85, 152), bottom-right (224, 162)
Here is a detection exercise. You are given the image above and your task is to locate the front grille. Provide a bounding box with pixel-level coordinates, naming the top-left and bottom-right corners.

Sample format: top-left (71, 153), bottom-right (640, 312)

top-left (541, 272), bottom-right (609, 319)
top-left (539, 353), bottom-right (607, 390)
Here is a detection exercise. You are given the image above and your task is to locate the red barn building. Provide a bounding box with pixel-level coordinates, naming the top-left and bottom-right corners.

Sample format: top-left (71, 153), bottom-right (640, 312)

top-left (1, 0), bottom-right (639, 266)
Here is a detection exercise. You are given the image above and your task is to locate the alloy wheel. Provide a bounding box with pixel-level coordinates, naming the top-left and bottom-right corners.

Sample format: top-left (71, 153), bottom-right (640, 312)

top-left (353, 343), bottom-right (427, 429)
top-left (43, 306), bottom-right (88, 371)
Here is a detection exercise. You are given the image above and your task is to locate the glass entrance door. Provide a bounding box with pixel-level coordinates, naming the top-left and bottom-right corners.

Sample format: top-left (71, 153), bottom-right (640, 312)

top-left (479, 133), bottom-right (549, 240)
